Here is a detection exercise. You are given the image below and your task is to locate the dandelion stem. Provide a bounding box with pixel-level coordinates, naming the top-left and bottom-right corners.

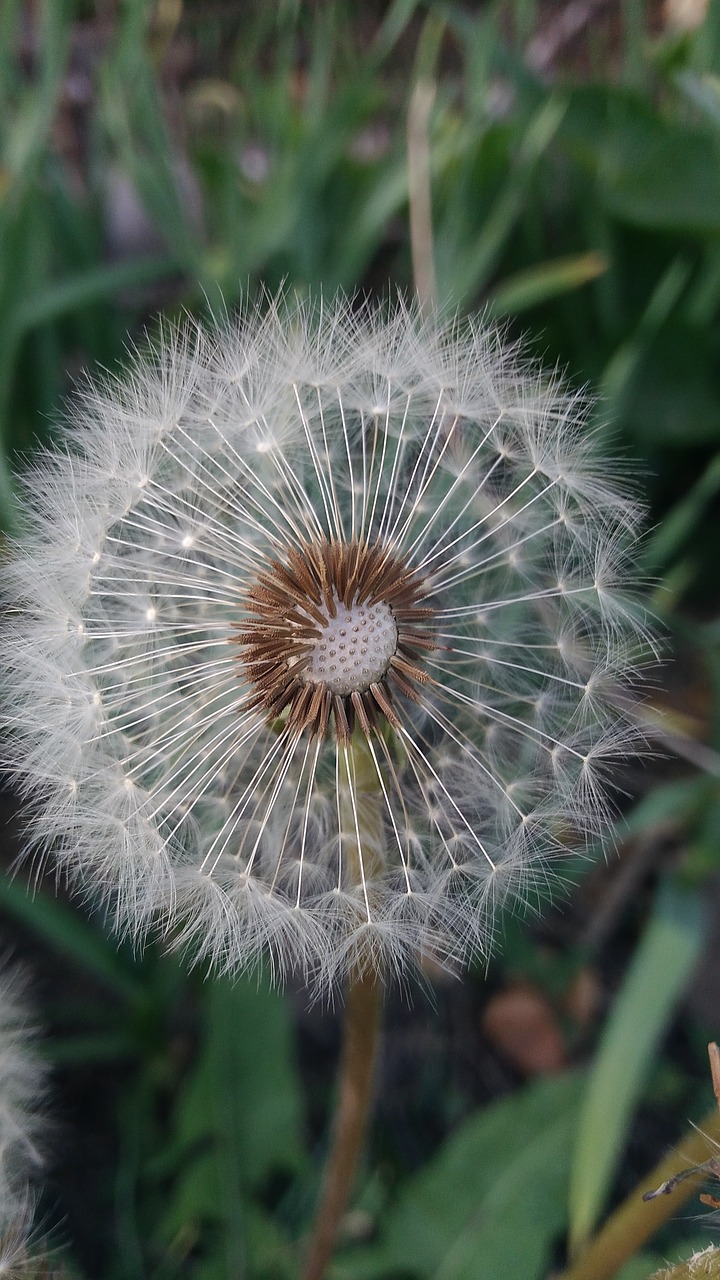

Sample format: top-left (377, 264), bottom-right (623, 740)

top-left (301, 966), bottom-right (383, 1280)
top-left (648, 1246), bottom-right (720, 1279)
top-left (302, 734), bottom-right (385, 1280)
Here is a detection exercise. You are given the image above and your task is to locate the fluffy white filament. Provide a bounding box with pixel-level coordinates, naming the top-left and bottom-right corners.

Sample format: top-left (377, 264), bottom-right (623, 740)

top-left (0, 966), bottom-right (45, 1274)
top-left (3, 297), bottom-right (650, 989)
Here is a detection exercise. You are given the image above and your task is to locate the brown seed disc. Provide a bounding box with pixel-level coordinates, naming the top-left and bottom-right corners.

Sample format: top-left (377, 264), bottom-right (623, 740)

top-left (233, 536), bottom-right (437, 742)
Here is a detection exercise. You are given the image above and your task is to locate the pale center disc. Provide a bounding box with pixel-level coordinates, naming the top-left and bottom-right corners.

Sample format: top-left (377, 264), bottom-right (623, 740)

top-left (305, 596), bottom-right (398, 696)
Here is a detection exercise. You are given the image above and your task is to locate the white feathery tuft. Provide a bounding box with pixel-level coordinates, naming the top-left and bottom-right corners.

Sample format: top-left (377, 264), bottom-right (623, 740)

top-left (0, 965), bottom-right (46, 1274)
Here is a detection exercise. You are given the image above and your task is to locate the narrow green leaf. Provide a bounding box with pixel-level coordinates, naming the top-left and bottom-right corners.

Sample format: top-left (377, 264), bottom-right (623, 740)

top-left (600, 256), bottom-right (692, 407)
top-left (642, 451), bottom-right (720, 570)
top-left (374, 0), bottom-right (422, 59)
top-left (621, 779), bottom-right (711, 840)
top-left (2, 0), bottom-right (71, 180)
top-left (438, 97), bottom-right (567, 302)
top-left (16, 255), bottom-right (180, 333)
top-left (568, 882), bottom-right (707, 1255)
top-left (487, 251), bottom-right (608, 316)
top-left (0, 873), bottom-right (142, 1002)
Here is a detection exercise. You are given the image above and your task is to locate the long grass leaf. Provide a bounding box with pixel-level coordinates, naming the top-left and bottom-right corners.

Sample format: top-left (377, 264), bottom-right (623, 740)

top-left (568, 881), bottom-right (707, 1255)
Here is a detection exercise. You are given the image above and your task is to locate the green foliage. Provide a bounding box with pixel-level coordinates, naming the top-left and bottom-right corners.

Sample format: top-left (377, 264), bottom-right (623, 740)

top-left (568, 883), bottom-right (708, 1254)
top-left (343, 1072), bottom-right (585, 1280)
top-left (148, 977), bottom-right (304, 1279)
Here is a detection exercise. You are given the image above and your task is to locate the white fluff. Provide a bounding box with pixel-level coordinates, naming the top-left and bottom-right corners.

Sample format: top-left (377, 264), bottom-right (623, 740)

top-left (0, 966), bottom-right (45, 1273)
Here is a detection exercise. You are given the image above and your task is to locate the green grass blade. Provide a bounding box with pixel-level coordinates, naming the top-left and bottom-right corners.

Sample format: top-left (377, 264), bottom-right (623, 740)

top-left (642, 451), bottom-right (720, 571)
top-left (486, 251), bottom-right (608, 316)
top-left (600, 256), bottom-right (693, 407)
top-left (438, 96), bottom-right (567, 303)
top-left (675, 71), bottom-right (720, 128)
top-left (568, 881), bottom-right (707, 1256)
top-left (16, 255), bottom-right (180, 332)
top-left (374, 0), bottom-right (422, 59)
top-left (0, 873), bottom-right (144, 1002)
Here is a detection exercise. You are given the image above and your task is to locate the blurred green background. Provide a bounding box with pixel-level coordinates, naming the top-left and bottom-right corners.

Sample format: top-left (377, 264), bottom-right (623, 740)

top-left (4, 1), bottom-right (720, 1277)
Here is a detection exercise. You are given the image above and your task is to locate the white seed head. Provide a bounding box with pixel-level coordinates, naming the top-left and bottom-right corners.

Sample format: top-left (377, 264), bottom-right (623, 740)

top-left (2, 296), bottom-right (652, 992)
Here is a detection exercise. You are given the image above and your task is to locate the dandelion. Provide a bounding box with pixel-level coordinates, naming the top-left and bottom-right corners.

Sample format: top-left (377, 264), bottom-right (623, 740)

top-left (0, 964), bottom-right (46, 1276)
top-left (3, 296), bottom-right (647, 992)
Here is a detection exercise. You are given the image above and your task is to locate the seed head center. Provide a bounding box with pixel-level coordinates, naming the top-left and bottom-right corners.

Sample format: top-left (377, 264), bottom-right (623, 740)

top-left (236, 536), bottom-right (436, 741)
top-left (305, 595), bottom-right (398, 696)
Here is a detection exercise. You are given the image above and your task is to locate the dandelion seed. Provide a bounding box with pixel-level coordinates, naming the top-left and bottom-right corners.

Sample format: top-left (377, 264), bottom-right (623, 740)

top-left (0, 965), bottom-right (46, 1275)
top-left (3, 297), bottom-right (649, 990)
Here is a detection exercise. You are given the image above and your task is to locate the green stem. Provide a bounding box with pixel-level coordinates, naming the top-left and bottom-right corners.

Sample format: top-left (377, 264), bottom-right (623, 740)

top-left (650, 1247), bottom-right (720, 1280)
top-left (301, 734), bottom-right (386, 1280)
top-left (301, 968), bottom-right (383, 1280)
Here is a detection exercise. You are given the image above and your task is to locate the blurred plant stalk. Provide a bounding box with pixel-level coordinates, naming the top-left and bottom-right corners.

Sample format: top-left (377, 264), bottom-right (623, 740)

top-left (651, 1246), bottom-right (720, 1279)
top-left (559, 1044), bottom-right (720, 1280)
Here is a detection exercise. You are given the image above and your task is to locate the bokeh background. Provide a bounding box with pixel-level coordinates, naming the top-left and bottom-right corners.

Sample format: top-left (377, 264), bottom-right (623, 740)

top-left (3, 1), bottom-right (720, 1277)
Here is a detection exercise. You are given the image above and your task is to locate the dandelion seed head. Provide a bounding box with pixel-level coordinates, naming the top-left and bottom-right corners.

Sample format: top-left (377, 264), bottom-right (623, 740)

top-left (3, 296), bottom-right (650, 991)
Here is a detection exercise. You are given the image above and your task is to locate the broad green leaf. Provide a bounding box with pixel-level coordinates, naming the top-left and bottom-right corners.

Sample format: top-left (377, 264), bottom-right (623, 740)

top-left (562, 87), bottom-right (720, 234)
top-left (621, 325), bottom-right (720, 449)
top-left (154, 976), bottom-right (303, 1270)
top-left (603, 124), bottom-right (720, 234)
top-left (568, 882), bottom-right (707, 1255)
top-left (164, 975), bottom-right (303, 1187)
top-left (345, 1072), bottom-right (584, 1280)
